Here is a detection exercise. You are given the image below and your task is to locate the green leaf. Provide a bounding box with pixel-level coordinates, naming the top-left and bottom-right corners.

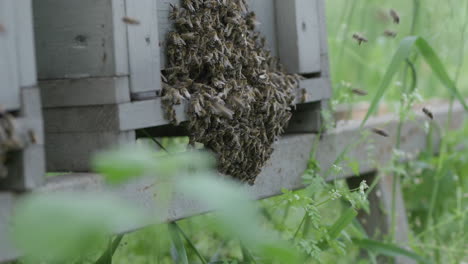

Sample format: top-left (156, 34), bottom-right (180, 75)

top-left (12, 192), bottom-right (147, 262)
top-left (177, 174), bottom-right (304, 263)
top-left (92, 144), bottom-right (158, 184)
top-left (328, 208), bottom-right (358, 240)
top-left (93, 144), bottom-right (216, 184)
top-left (353, 238), bottom-right (433, 264)
top-left (361, 36), bottom-right (468, 127)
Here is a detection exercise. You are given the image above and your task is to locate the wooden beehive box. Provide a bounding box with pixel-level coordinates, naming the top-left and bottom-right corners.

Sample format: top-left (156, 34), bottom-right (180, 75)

top-left (34, 0), bottom-right (331, 172)
top-left (0, 0), bottom-right (45, 191)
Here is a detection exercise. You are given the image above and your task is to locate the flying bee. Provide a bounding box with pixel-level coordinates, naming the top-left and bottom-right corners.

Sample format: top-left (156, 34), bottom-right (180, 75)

top-left (122, 16), bottom-right (140, 25)
top-left (352, 33), bottom-right (368, 45)
top-left (422, 107), bottom-right (434, 120)
top-left (371, 128), bottom-right (390, 137)
top-left (351, 88), bottom-right (368, 96)
top-left (389, 9), bottom-right (400, 24)
top-left (384, 29), bottom-right (397, 38)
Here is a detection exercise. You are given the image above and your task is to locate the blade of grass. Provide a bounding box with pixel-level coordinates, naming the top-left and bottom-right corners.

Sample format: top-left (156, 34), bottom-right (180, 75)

top-left (172, 222), bottom-right (208, 264)
top-left (241, 243), bottom-right (257, 263)
top-left (168, 223), bottom-right (189, 264)
top-left (94, 235), bottom-right (124, 264)
top-left (361, 36), bottom-right (468, 127)
top-left (328, 208), bottom-right (357, 240)
top-left (353, 238), bottom-right (433, 264)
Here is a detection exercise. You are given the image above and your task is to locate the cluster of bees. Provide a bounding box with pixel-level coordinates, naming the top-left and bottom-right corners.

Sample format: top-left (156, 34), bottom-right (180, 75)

top-left (0, 109), bottom-right (28, 178)
top-left (161, 0), bottom-right (298, 184)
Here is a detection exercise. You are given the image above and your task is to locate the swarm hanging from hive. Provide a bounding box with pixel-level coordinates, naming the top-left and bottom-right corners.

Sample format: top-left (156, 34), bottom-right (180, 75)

top-left (162, 0), bottom-right (299, 184)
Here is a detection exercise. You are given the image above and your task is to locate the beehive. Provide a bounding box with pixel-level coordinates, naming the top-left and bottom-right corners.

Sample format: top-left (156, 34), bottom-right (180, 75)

top-left (0, 0), bottom-right (45, 191)
top-left (34, 0), bottom-right (331, 172)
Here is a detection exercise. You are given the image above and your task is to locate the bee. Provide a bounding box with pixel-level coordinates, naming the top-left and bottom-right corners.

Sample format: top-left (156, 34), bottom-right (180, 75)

top-left (422, 107), bottom-right (434, 120)
top-left (0, 24), bottom-right (5, 33)
top-left (384, 29), bottom-right (397, 38)
top-left (352, 33), bottom-right (368, 45)
top-left (351, 88), bottom-right (368, 96)
top-left (389, 9), bottom-right (400, 24)
top-left (300, 88), bottom-right (308, 103)
top-left (122, 16), bottom-right (140, 25)
top-left (28, 130), bottom-right (37, 144)
top-left (371, 128), bottom-right (390, 137)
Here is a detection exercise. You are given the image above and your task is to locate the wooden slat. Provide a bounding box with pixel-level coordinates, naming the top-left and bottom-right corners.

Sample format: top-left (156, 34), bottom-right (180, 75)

top-left (33, 0), bottom-right (129, 79)
top-left (275, 0), bottom-right (322, 74)
top-left (43, 77), bottom-right (330, 133)
top-left (14, 0), bottom-right (37, 87)
top-left (0, 0), bottom-right (20, 111)
top-left (45, 131), bottom-right (135, 172)
top-left (40, 76), bottom-right (131, 108)
top-left (125, 0), bottom-right (162, 94)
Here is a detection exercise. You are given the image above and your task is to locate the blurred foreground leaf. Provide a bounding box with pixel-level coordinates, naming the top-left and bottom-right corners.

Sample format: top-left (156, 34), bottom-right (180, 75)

top-left (93, 144), bottom-right (215, 184)
top-left (12, 192), bottom-right (147, 262)
top-left (178, 174), bottom-right (304, 263)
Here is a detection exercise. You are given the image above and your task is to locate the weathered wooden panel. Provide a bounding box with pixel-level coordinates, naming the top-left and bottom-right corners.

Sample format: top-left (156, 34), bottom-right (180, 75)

top-left (40, 77), bottom-right (131, 108)
top-left (33, 0), bottom-right (129, 79)
top-left (275, 0), bottom-right (322, 74)
top-left (126, 0), bottom-right (162, 95)
top-left (0, 0), bottom-right (20, 111)
top-left (14, 0), bottom-right (37, 87)
top-left (45, 131), bottom-right (135, 172)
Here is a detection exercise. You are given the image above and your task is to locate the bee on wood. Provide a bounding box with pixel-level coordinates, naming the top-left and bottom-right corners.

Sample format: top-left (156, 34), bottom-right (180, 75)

top-left (422, 107), bottom-right (434, 120)
top-left (371, 128), bottom-right (390, 137)
top-left (300, 88), bottom-right (308, 103)
top-left (28, 130), bottom-right (37, 144)
top-left (389, 9), bottom-right (400, 24)
top-left (351, 88), bottom-right (368, 96)
top-left (122, 16), bottom-right (140, 25)
top-left (384, 30), bottom-right (397, 38)
top-left (352, 33), bottom-right (368, 45)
